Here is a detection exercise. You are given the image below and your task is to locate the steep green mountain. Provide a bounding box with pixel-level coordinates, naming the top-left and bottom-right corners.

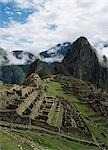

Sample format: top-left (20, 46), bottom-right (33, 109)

top-left (0, 65), bottom-right (27, 84)
top-left (0, 64), bottom-right (31, 84)
top-left (0, 47), bottom-right (34, 84)
top-left (27, 58), bottom-right (70, 80)
top-left (27, 59), bottom-right (54, 79)
top-left (62, 37), bottom-right (108, 91)
top-left (1, 36), bottom-right (108, 90)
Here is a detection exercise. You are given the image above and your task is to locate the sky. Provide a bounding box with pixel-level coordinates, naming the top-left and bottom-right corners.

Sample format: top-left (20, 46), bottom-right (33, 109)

top-left (0, 0), bottom-right (108, 59)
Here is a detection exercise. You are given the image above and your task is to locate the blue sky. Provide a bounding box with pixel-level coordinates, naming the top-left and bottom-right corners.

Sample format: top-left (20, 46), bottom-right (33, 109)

top-left (0, 1), bottom-right (35, 27)
top-left (0, 0), bottom-right (108, 60)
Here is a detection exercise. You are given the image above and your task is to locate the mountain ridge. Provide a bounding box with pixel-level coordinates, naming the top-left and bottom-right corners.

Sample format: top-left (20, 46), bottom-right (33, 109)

top-left (0, 36), bottom-right (108, 90)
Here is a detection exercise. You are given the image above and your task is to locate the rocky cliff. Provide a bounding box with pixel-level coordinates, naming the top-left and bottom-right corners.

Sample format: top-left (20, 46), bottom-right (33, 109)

top-left (63, 37), bottom-right (108, 91)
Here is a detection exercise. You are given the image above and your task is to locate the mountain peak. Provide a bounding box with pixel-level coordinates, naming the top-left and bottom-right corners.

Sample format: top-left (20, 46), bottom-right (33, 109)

top-left (72, 36), bottom-right (90, 50)
top-left (76, 36), bottom-right (88, 41)
top-left (63, 37), bottom-right (108, 91)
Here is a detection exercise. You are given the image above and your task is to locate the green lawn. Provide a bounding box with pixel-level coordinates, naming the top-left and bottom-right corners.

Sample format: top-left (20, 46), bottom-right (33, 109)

top-left (50, 108), bottom-right (59, 126)
top-left (74, 102), bottom-right (95, 116)
top-left (93, 117), bottom-right (108, 135)
top-left (85, 120), bottom-right (108, 147)
top-left (0, 126), bottom-right (100, 150)
top-left (43, 78), bottom-right (78, 102)
top-left (14, 130), bottom-right (99, 150)
top-left (0, 128), bottom-right (33, 150)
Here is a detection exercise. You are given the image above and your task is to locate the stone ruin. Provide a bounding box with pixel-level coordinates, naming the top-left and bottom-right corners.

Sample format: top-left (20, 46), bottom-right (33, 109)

top-left (23, 73), bottom-right (42, 88)
top-left (73, 84), bottom-right (108, 117)
top-left (0, 82), bottom-right (91, 136)
top-left (61, 100), bottom-right (90, 135)
top-left (56, 75), bottom-right (108, 117)
top-left (0, 74), bottom-right (92, 136)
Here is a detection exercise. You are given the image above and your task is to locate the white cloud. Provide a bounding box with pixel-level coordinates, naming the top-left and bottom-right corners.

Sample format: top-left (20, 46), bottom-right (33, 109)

top-left (40, 55), bottom-right (64, 63)
top-left (5, 10), bottom-right (10, 14)
top-left (0, 0), bottom-right (108, 63)
top-left (0, 0), bottom-right (50, 9)
top-left (16, 11), bottom-right (22, 15)
top-left (0, 0), bottom-right (11, 3)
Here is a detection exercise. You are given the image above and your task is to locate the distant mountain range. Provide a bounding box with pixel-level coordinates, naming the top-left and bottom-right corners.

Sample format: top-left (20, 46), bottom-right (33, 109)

top-left (0, 42), bottom-right (71, 84)
top-left (28, 37), bottom-right (108, 91)
top-left (40, 42), bottom-right (71, 62)
top-left (0, 37), bottom-right (108, 91)
top-left (0, 42), bottom-right (71, 66)
top-left (0, 48), bottom-right (33, 84)
top-left (12, 50), bottom-right (36, 64)
top-left (0, 48), bottom-right (36, 66)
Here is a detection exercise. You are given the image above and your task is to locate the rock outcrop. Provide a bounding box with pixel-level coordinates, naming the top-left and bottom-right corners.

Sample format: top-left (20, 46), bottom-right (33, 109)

top-left (63, 37), bottom-right (108, 91)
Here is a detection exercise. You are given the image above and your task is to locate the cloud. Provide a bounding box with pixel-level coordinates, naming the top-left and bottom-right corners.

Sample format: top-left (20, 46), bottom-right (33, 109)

top-left (0, 0), bottom-right (11, 3)
top-left (7, 53), bottom-right (27, 65)
top-left (16, 11), bottom-right (22, 15)
top-left (7, 52), bottom-right (36, 65)
top-left (40, 55), bottom-right (63, 63)
top-left (0, 0), bottom-right (108, 64)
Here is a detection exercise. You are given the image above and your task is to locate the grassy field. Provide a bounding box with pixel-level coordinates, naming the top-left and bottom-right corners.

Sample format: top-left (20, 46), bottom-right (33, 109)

top-left (43, 78), bottom-right (95, 117)
top-left (0, 128), bottom-right (100, 150)
top-left (0, 128), bottom-right (34, 150)
top-left (43, 78), bottom-right (78, 101)
top-left (85, 120), bottom-right (108, 146)
top-left (74, 102), bottom-right (95, 116)
top-left (50, 108), bottom-right (59, 126)
top-left (12, 130), bottom-right (99, 150)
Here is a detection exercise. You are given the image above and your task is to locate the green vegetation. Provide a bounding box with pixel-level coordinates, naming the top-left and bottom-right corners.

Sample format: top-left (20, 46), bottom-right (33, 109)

top-left (0, 128), bottom-right (34, 150)
top-left (93, 117), bottom-right (108, 136)
top-left (43, 78), bottom-right (95, 117)
top-left (0, 75), bottom-right (107, 150)
top-left (74, 102), bottom-right (95, 116)
top-left (0, 65), bottom-right (26, 84)
top-left (50, 105), bottom-right (63, 127)
top-left (42, 76), bottom-right (108, 149)
top-left (43, 78), bottom-right (78, 101)
top-left (85, 120), bottom-right (108, 146)
top-left (50, 108), bottom-right (59, 126)
top-left (13, 130), bottom-right (99, 150)
top-left (0, 128), bottom-right (99, 150)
